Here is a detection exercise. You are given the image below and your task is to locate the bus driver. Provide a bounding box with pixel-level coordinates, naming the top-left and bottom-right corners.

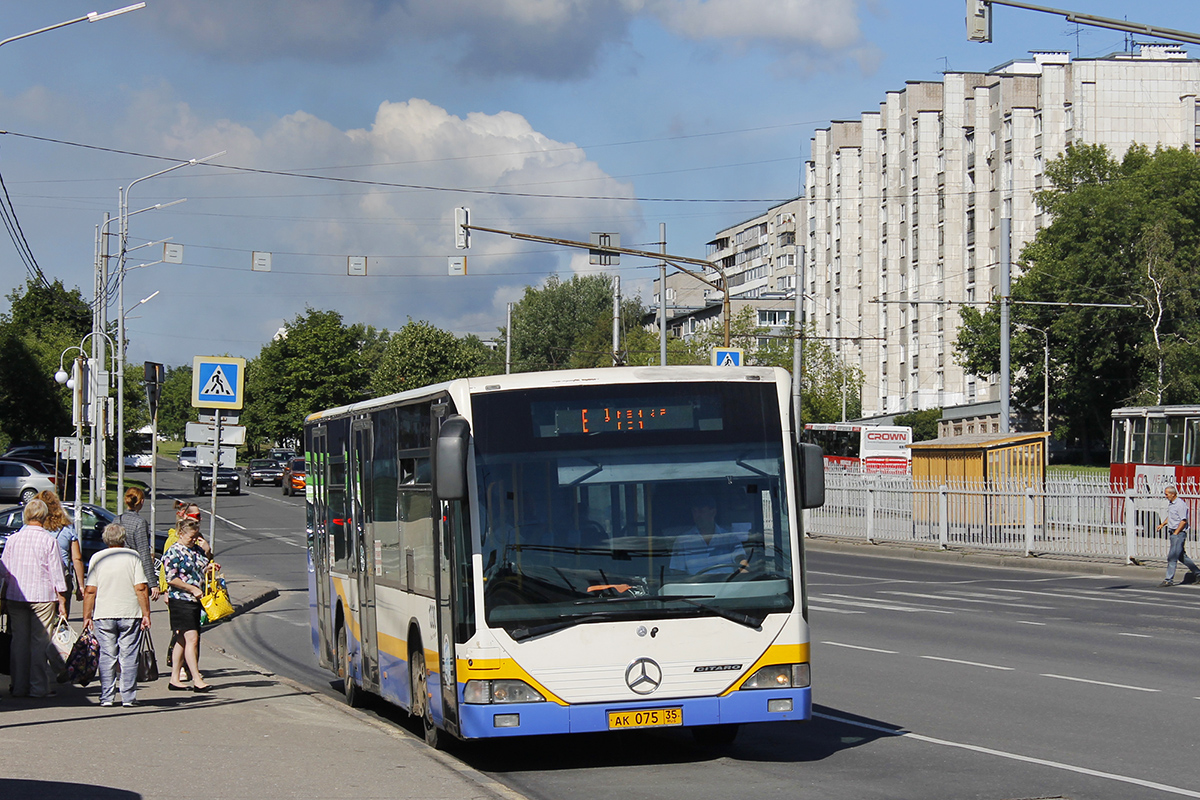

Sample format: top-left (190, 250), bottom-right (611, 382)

top-left (669, 492), bottom-right (750, 577)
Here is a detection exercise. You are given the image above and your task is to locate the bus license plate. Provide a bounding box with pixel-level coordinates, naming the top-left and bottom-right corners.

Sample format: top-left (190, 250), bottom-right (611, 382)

top-left (607, 707), bottom-right (682, 730)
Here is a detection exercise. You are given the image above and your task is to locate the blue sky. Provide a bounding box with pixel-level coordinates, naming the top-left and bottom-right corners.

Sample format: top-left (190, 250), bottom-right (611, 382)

top-left (0, 0), bottom-right (1193, 368)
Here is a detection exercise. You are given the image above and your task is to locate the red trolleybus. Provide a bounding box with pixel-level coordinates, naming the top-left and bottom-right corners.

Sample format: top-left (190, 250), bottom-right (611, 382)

top-left (1110, 405), bottom-right (1200, 490)
top-left (802, 423), bottom-right (912, 474)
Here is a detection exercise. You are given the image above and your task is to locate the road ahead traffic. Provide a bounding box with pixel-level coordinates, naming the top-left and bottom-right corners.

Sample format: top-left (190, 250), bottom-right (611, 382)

top-left (147, 460), bottom-right (1200, 800)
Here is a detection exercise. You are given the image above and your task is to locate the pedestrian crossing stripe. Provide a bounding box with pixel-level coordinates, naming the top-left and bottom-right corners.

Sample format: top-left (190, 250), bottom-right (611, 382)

top-left (201, 365), bottom-right (235, 396)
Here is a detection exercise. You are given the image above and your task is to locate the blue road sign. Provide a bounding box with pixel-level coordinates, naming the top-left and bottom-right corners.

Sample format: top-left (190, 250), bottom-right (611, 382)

top-left (192, 356), bottom-right (246, 410)
top-left (711, 347), bottom-right (744, 367)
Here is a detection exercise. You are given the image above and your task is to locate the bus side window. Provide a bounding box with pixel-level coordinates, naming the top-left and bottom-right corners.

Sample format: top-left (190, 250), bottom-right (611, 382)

top-left (373, 409), bottom-right (402, 584)
top-left (329, 454), bottom-right (349, 569)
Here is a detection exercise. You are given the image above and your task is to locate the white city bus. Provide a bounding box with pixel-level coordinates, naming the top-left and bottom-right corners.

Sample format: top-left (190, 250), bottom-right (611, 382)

top-left (305, 366), bottom-right (824, 747)
top-left (802, 423), bottom-right (912, 474)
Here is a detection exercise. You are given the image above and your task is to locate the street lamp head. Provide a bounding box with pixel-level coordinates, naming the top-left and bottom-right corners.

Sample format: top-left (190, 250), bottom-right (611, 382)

top-left (55, 369), bottom-right (69, 385)
top-left (66, 378), bottom-right (76, 391)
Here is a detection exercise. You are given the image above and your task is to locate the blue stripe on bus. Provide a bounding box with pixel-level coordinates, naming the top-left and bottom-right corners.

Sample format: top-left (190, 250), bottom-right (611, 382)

top-left (457, 687), bottom-right (811, 738)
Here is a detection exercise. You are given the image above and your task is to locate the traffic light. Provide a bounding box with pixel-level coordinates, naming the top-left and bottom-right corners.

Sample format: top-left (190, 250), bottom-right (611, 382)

top-left (454, 206), bottom-right (470, 249)
top-left (967, 0), bottom-right (992, 42)
top-left (144, 361), bottom-right (164, 418)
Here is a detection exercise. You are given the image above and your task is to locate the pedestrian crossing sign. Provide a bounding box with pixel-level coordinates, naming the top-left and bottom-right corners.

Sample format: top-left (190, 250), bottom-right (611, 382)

top-left (192, 356), bottom-right (246, 410)
top-left (711, 347), bottom-right (744, 367)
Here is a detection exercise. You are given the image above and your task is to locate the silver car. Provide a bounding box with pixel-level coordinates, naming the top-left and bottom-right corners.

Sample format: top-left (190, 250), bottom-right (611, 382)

top-left (178, 446), bottom-right (199, 470)
top-left (0, 459), bottom-right (56, 504)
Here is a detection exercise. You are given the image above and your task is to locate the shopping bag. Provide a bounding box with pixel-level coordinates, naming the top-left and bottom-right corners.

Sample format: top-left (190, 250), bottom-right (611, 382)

top-left (61, 629), bottom-right (99, 686)
top-left (136, 631), bottom-right (158, 682)
top-left (200, 569), bottom-right (235, 623)
top-left (0, 614), bottom-right (11, 675)
top-left (47, 617), bottom-right (78, 662)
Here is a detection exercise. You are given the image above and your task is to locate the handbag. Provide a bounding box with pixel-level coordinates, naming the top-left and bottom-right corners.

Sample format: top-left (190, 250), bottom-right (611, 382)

top-left (61, 628), bottom-right (99, 686)
top-left (137, 630), bottom-right (159, 682)
top-left (199, 568), bottom-right (235, 623)
top-left (0, 612), bottom-right (11, 675)
top-left (47, 617), bottom-right (78, 664)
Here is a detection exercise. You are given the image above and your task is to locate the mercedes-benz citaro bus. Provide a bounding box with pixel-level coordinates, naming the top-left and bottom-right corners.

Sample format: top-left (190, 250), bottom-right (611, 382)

top-left (305, 366), bottom-right (825, 748)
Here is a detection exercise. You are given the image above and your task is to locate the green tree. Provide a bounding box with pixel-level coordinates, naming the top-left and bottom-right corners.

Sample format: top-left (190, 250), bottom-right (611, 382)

top-left (954, 143), bottom-right (1200, 454)
top-left (244, 309), bottom-right (372, 447)
top-left (0, 278), bottom-right (94, 447)
top-left (371, 319), bottom-right (490, 396)
top-left (894, 408), bottom-right (941, 442)
top-left (155, 364), bottom-right (193, 440)
top-left (508, 274), bottom-right (620, 371)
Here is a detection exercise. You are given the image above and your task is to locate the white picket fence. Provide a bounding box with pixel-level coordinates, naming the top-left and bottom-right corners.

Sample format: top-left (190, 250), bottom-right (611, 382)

top-left (806, 473), bottom-right (1193, 564)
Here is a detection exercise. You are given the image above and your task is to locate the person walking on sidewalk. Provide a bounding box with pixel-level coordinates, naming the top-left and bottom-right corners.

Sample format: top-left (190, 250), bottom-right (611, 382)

top-left (0, 499), bottom-right (68, 698)
top-left (1156, 485), bottom-right (1200, 587)
top-left (38, 491), bottom-right (85, 617)
top-left (82, 523), bottom-right (151, 707)
top-left (163, 519), bottom-right (214, 692)
top-left (118, 487), bottom-right (159, 602)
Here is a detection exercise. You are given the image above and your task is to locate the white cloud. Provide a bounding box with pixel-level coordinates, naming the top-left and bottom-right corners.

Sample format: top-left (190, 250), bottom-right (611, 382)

top-left (633, 0), bottom-right (861, 50)
top-left (146, 0), bottom-right (864, 78)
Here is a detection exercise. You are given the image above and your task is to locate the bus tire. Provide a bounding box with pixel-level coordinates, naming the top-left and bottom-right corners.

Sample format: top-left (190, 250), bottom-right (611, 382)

top-left (338, 624), bottom-right (362, 707)
top-left (692, 724), bottom-right (739, 747)
top-left (409, 646), bottom-right (442, 749)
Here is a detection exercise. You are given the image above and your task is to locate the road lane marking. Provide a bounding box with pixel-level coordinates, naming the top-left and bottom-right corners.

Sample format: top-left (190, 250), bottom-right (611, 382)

top-left (1040, 674), bottom-right (1160, 693)
top-left (808, 606), bottom-right (866, 614)
top-left (814, 711), bottom-right (1200, 798)
top-left (920, 655), bottom-right (1013, 671)
top-left (213, 513), bottom-right (246, 531)
top-left (1016, 621), bottom-right (1046, 625)
top-left (992, 587), bottom-right (1179, 609)
top-left (881, 590), bottom-right (1054, 610)
top-left (818, 594), bottom-right (955, 614)
top-left (1118, 632), bottom-right (1152, 638)
top-left (819, 641), bottom-right (898, 654)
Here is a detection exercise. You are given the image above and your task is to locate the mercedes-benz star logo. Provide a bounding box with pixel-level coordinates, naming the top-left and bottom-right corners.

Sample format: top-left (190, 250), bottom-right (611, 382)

top-left (625, 657), bottom-right (663, 695)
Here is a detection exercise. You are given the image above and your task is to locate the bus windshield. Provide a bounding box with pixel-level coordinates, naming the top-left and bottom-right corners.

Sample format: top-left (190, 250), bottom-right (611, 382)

top-left (471, 382), bottom-right (794, 638)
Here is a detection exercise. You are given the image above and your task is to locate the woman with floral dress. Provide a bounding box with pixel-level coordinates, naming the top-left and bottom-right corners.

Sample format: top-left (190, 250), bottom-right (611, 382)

top-left (162, 519), bottom-right (215, 692)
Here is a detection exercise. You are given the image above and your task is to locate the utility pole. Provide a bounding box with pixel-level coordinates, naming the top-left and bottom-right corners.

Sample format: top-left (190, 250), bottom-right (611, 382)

top-left (999, 217), bottom-right (1011, 434)
top-left (612, 276), bottom-right (621, 366)
top-left (659, 223), bottom-right (667, 366)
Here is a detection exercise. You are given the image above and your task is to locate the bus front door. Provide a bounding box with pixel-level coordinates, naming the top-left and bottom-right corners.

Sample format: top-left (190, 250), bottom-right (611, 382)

top-left (432, 404), bottom-right (461, 739)
top-left (351, 419), bottom-right (380, 690)
top-left (310, 428), bottom-right (334, 668)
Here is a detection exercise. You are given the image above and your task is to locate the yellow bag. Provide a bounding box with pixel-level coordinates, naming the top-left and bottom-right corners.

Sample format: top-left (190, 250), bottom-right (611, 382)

top-left (200, 568), bottom-right (235, 623)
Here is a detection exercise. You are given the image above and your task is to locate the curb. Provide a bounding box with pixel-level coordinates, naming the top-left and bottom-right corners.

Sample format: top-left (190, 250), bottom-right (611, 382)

top-left (804, 534), bottom-right (1164, 580)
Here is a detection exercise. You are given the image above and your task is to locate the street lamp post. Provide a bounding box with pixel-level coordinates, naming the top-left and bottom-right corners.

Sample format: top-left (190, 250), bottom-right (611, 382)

top-left (55, 331), bottom-right (118, 520)
top-left (0, 4), bottom-right (145, 49)
top-left (115, 153), bottom-right (222, 502)
top-left (1014, 322), bottom-right (1050, 433)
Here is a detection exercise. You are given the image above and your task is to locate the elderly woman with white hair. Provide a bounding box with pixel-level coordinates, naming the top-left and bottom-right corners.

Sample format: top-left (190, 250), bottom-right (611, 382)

top-left (0, 498), bottom-right (68, 699)
top-left (82, 522), bottom-right (151, 707)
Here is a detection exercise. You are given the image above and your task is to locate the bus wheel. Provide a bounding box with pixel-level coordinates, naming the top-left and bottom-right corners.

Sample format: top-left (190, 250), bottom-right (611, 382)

top-left (692, 724), bottom-right (739, 747)
top-left (338, 625), bottom-right (362, 707)
top-left (409, 647), bottom-right (442, 749)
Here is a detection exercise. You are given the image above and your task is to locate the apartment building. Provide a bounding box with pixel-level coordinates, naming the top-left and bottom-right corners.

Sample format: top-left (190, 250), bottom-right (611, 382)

top-left (806, 45), bottom-right (1200, 417)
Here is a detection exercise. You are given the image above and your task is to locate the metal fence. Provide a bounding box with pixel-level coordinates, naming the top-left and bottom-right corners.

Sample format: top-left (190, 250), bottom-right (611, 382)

top-left (806, 473), bottom-right (1192, 564)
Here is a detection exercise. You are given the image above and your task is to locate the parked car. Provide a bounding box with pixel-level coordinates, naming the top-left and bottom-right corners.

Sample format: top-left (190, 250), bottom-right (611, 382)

top-left (0, 503), bottom-right (167, 562)
top-left (0, 459), bottom-right (57, 505)
top-left (178, 447), bottom-right (199, 470)
top-left (246, 458), bottom-right (284, 487)
top-left (3, 444), bottom-right (57, 464)
top-left (282, 457), bottom-right (306, 497)
top-left (195, 466), bottom-right (241, 496)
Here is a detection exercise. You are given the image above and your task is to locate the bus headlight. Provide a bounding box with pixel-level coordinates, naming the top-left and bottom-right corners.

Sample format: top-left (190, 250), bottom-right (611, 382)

top-left (464, 679), bottom-right (546, 704)
top-left (741, 663), bottom-right (810, 690)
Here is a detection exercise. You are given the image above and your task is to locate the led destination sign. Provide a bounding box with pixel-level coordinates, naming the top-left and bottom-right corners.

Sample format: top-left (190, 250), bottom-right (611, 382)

top-left (531, 396), bottom-right (723, 438)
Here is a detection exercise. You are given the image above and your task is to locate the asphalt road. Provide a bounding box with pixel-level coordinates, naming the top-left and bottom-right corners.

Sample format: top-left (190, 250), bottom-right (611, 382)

top-left (146, 460), bottom-right (1200, 800)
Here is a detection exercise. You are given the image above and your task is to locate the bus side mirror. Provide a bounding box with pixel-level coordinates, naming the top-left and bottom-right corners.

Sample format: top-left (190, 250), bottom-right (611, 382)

top-left (435, 415), bottom-right (471, 501)
top-left (797, 442), bottom-right (825, 509)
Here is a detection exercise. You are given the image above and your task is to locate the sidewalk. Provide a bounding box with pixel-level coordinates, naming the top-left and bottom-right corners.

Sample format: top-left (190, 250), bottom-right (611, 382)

top-left (0, 582), bottom-right (523, 800)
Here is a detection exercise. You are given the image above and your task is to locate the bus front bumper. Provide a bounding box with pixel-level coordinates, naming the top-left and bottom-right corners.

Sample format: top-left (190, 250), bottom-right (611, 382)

top-left (457, 686), bottom-right (811, 738)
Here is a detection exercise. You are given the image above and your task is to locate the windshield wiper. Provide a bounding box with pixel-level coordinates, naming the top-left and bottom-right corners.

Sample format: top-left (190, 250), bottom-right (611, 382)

top-left (668, 595), bottom-right (765, 631)
top-left (508, 611), bottom-right (630, 641)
